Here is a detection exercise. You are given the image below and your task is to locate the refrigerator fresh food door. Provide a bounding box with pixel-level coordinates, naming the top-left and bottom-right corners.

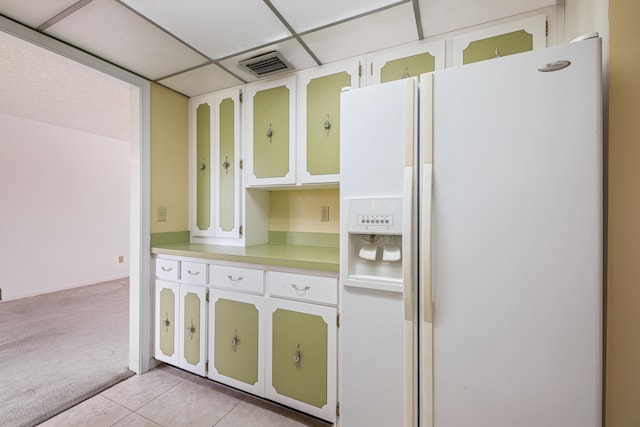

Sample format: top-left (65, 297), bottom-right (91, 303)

top-left (430, 38), bottom-right (603, 426)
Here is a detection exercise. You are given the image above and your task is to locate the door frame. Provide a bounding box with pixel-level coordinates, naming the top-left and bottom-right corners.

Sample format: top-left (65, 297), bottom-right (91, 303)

top-left (0, 17), bottom-right (152, 375)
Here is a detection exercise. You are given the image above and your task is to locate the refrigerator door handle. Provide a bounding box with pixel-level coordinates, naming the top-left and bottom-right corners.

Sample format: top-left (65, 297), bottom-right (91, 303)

top-left (402, 165), bottom-right (414, 321)
top-left (422, 163), bottom-right (433, 323)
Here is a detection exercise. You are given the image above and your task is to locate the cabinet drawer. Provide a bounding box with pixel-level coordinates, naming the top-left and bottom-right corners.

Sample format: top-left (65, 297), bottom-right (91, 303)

top-left (156, 258), bottom-right (179, 281)
top-left (267, 271), bottom-right (337, 305)
top-left (180, 261), bottom-right (208, 285)
top-left (210, 265), bottom-right (264, 294)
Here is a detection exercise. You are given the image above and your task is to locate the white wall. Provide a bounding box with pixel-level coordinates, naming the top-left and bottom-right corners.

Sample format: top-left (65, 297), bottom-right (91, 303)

top-left (0, 113), bottom-right (130, 300)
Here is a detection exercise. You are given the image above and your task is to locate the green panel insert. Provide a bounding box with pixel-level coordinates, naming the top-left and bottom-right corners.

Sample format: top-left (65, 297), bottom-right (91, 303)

top-left (159, 288), bottom-right (175, 357)
top-left (183, 291), bottom-right (201, 366)
top-left (306, 71), bottom-right (351, 176)
top-left (196, 103), bottom-right (211, 230)
top-left (463, 30), bottom-right (533, 65)
top-left (218, 98), bottom-right (235, 231)
top-left (381, 52), bottom-right (435, 83)
top-left (214, 299), bottom-right (259, 385)
top-left (253, 86), bottom-right (290, 178)
top-left (272, 308), bottom-right (327, 408)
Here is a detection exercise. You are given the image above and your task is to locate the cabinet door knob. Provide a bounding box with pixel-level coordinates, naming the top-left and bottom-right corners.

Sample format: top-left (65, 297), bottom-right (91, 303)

top-left (323, 114), bottom-right (331, 137)
top-left (293, 343), bottom-right (302, 368)
top-left (162, 312), bottom-right (171, 332)
top-left (231, 328), bottom-right (239, 352)
top-left (266, 123), bottom-right (273, 143)
top-left (186, 318), bottom-right (196, 340)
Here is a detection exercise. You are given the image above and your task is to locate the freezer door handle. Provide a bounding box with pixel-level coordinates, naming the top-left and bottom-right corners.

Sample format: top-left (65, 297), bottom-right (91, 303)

top-left (422, 163), bottom-right (433, 324)
top-left (402, 165), bottom-right (414, 321)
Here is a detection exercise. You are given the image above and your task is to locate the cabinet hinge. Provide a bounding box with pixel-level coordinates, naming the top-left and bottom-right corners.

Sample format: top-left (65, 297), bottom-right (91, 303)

top-left (239, 225), bottom-right (244, 237)
top-left (239, 159), bottom-right (244, 170)
top-left (337, 313), bottom-right (340, 327)
top-left (336, 401), bottom-right (340, 416)
top-left (545, 20), bottom-right (549, 37)
top-left (205, 361), bottom-right (209, 373)
top-left (370, 63), bottom-right (373, 76)
top-left (206, 290), bottom-right (209, 302)
top-left (239, 90), bottom-right (243, 103)
top-left (358, 64), bottom-right (362, 77)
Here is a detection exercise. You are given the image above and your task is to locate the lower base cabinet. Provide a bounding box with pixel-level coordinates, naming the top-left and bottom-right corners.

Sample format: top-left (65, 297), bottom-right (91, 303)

top-left (153, 255), bottom-right (337, 423)
top-left (208, 290), bottom-right (266, 397)
top-left (266, 298), bottom-right (337, 422)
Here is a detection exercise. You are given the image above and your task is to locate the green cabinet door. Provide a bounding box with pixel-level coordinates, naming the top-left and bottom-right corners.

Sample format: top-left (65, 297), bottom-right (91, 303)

top-left (462, 30), bottom-right (533, 65)
top-left (217, 97), bottom-right (236, 233)
top-left (305, 72), bottom-right (350, 176)
top-left (155, 280), bottom-right (179, 365)
top-left (271, 308), bottom-right (328, 408)
top-left (195, 101), bottom-right (211, 232)
top-left (380, 52), bottom-right (436, 83)
top-left (214, 298), bottom-right (260, 385)
top-left (179, 284), bottom-right (207, 376)
top-left (253, 85), bottom-right (290, 179)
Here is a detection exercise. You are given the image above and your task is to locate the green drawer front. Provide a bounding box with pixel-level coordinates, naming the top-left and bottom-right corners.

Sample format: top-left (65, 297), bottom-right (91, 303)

top-left (381, 52), bottom-right (435, 83)
top-left (252, 86), bottom-right (290, 178)
top-left (183, 292), bottom-right (201, 366)
top-left (463, 30), bottom-right (533, 65)
top-left (272, 308), bottom-right (327, 408)
top-left (214, 298), bottom-right (260, 385)
top-left (306, 71), bottom-right (351, 175)
top-left (159, 288), bottom-right (176, 357)
top-left (196, 102), bottom-right (211, 230)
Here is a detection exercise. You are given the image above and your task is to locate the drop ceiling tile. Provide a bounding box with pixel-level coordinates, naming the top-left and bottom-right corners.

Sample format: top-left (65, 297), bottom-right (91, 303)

top-left (44, 0), bottom-right (208, 80)
top-left (219, 38), bottom-right (318, 83)
top-left (0, 30), bottom-right (132, 140)
top-left (0, 0), bottom-right (78, 29)
top-left (302, 3), bottom-right (418, 64)
top-left (120, 0), bottom-right (290, 59)
top-left (271, 0), bottom-right (402, 33)
top-left (157, 64), bottom-right (244, 98)
top-left (419, 0), bottom-right (557, 37)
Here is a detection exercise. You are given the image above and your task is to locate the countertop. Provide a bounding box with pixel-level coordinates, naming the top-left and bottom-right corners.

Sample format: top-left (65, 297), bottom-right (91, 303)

top-left (151, 242), bottom-right (339, 273)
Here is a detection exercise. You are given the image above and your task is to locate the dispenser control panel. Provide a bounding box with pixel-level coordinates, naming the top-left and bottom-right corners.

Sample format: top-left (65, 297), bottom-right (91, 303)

top-left (357, 215), bottom-right (393, 226)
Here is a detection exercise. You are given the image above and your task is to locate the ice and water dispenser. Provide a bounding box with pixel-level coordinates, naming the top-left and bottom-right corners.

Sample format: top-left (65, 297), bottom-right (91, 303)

top-left (343, 197), bottom-right (404, 291)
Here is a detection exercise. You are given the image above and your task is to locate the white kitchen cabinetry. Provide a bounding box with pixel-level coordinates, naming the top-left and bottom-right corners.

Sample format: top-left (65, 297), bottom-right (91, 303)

top-left (154, 258), bottom-right (208, 376)
top-left (208, 265), bottom-right (266, 396)
top-left (189, 87), bottom-right (243, 243)
top-left (296, 58), bottom-right (363, 185)
top-left (265, 271), bottom-right (338, 422)
top-left (245, 76), bottom-right (296, 187)
top-left (367, 40), bottom-right (445, 85)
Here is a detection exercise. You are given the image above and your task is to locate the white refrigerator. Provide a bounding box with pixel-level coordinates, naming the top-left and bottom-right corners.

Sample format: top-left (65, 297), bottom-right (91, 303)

top-left (339, 37), bottom-right (602, 427)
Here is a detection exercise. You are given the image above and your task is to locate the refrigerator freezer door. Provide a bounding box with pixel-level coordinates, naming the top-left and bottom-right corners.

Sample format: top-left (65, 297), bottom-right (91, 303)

top-left (431, 39), bottom-right (603, 426)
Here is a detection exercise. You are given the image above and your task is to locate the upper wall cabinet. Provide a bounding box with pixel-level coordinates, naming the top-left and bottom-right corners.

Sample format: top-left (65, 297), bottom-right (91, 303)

top-left (367, 40), bottom-right (445, 85)
top-left (189, 94), bottom-right (214, 237)
top-left (452, 14), bottom-right (546, 66)
top-left (297, 58), bottom-right (363, 185)
top-left (245, 76), bottom-right (297, 187)
top-left (189, 87), bottom-right (243, 243)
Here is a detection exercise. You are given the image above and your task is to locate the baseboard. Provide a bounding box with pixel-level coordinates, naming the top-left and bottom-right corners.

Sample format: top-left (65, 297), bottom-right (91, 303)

top-left (3, 275), bottom-right (129, 302)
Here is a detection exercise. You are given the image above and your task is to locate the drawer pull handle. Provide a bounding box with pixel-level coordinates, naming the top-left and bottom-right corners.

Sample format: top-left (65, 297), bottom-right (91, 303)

top-left (231, 328), bottom-right (239, 352)
top-left (228, 275), bottom-right (244, 284)
top-left (161, 266), bottom-right (173, 272)
top-left (290, 284), bottom-right (311, 295)
top-left (293, 343), bottom-right (302, 368)
top-left (187, 270), bottom-right (200, 276)
top-left (162, 312), bottom-right (171, 332)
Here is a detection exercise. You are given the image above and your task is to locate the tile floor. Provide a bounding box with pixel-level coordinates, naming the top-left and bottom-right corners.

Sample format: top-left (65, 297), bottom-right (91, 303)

top-left (39, 364), bottom-right (331, 427)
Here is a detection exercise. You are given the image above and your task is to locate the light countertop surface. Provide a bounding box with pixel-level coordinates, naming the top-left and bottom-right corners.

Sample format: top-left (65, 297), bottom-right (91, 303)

top-left (151, 242), bottom-right (339, 273)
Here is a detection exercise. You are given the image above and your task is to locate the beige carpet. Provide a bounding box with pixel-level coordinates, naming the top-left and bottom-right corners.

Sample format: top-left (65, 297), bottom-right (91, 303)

top-left (0, 278), bottom-right (134, 427)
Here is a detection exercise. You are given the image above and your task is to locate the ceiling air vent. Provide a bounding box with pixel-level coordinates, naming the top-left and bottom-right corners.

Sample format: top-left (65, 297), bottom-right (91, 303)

top-left (238, 51), bottom-right (293, 78)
